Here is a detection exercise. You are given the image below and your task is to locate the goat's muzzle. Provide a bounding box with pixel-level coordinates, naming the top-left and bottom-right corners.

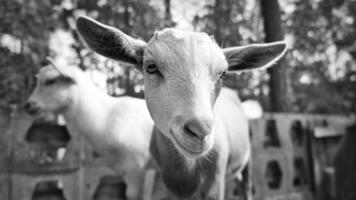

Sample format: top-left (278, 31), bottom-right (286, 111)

top-left (170, 115), bottom-right (214, 157)
top-left (24, 101), bottom-right (41, 116)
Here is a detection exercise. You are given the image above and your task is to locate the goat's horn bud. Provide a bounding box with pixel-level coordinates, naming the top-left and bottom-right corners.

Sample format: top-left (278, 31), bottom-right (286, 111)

top-left (45, 57), bottom-right (66, 77)
top-left (46, 57), bottom-right (56, 67)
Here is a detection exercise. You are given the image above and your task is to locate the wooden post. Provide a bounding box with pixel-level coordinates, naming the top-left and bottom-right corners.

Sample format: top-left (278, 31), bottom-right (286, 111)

top-left (334, 124), bottom-right (356, 200)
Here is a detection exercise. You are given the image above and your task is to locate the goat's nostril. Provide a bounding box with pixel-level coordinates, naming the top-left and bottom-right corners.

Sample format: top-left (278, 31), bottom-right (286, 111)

top-left (183, 118), bottom-right (213, 140)
top-left (24, 102), bottom-right (31, 110)
top-left (24, 101), bottom-right (38, 114)
top-left (183, 124), bottom-right (199, 139)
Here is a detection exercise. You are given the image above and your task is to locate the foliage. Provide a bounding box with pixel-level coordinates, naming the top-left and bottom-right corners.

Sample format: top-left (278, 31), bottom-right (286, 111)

top-left (0, 0), bottom-right (355, 114)
top-left (193, 0), bottom-right (356, 114)
top-left (283, 0), bottom-right (356, 113)
top-left (0, 0), bottom-right (57, 107)
top-left (0, 0), bottom-right (169, 107)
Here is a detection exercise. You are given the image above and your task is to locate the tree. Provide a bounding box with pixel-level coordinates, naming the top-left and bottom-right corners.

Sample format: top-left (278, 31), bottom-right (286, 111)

top-left (260, 0), bottom-right (292, 112)
top-left (0, 0), bottom-right (169, 106)
top-left (0, 0), bottom-right (58, 107)
top-left (163, 0), bottom-right (175, 27)
top-left (1, 0), bottom-right (355, 114)
top-left (281, 0), bottom-right (356, 114)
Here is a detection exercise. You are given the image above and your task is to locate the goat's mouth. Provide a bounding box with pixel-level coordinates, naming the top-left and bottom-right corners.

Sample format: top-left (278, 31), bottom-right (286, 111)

top-left (26, 108), bottom-right (42, 117)
top-left (170, 131), bottom-right (208, 157)
top-left (26, 109), bottom-right (47, 120)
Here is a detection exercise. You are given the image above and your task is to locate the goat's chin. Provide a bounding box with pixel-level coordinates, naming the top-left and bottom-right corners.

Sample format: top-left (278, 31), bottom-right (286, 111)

top-left (176, 146), bottom-right (210, 159)
top-left (170, 132), bottom-right (213, 159)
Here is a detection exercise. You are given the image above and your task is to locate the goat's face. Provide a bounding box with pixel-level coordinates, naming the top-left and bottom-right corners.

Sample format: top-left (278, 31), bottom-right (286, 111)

top-left (26, 66), bottom-right (76, 118)
top-left (142, 30), bottom-right (227, 157)
top-left (76, 16), bottom-right (287, 158)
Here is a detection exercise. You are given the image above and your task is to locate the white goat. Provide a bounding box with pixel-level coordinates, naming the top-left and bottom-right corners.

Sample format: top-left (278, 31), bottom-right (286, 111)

top-left (76, 16), bottom-right (286, 199)
top-left (25, 59), bottom-right (154, 200)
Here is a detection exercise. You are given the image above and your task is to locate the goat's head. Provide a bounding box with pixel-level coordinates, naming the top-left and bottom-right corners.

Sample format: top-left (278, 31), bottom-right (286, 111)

top-left (76, 16), bottom-right (286, 158)
top-left (25, 58), bottom-right (79, 118)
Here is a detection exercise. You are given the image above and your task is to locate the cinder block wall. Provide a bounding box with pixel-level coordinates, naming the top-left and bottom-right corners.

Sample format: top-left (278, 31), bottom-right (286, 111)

top-left (0, 108), bottom-right (354, 200)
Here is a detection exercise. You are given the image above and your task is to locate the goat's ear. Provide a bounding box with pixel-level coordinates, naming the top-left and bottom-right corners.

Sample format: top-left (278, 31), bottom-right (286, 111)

top-left (76, 16), bottom-right (146, 69)
top-left (224, 41), bottom-right (287, 71)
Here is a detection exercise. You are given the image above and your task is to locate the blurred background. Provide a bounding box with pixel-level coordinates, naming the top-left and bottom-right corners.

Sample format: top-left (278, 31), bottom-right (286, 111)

top-left (0, 0), bottom-right (356, 200)
top-left (1, 0), bottom-right (355, 114)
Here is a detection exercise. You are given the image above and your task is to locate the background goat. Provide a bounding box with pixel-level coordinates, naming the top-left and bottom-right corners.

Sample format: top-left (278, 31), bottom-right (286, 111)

top-left (76, 16), bottom-right (286, 199)
top-left (25, 59), bottom-right (154, 200)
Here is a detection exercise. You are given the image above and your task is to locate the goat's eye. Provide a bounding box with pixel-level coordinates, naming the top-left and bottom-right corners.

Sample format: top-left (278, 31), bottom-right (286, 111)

top-left (44, 79), bottom-right (56, 85)
top-left (145, 63), bottom-right (158, 74)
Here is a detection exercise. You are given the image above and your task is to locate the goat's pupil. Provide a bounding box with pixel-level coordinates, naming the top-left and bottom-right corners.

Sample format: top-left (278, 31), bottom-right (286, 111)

top-left (145, 64), bottom-right (157, 74)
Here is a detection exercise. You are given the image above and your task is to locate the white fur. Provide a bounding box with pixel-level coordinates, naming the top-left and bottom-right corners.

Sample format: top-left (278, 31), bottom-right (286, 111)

top-left (28, 65), bottom-right (154, 200)
top-left (75, 16), bottom-right (287, 199)
top-left (144, 29), bottom-right (228, 158)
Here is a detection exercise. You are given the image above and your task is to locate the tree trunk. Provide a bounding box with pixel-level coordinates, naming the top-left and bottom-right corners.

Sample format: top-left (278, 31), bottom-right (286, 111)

top-left (163, 0), bottom-right (174, 27)
top-left (260, 0), bottom-right (291, 112)
top-left (125, 68), bottom-right (135, 96)
top-left (164, 0), bottom-right (171, 21)
top-left (123, 0), bottom-right (131, 32)
top-left (214, 0), bottom-right (222, 43)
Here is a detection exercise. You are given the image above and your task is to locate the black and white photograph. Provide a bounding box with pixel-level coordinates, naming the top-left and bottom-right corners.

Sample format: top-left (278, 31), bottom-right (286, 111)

top-left (0, 0), bottom-right (355, 199)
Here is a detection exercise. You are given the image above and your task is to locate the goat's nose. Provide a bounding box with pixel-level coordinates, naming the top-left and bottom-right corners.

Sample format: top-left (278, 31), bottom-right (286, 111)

top-left (183, 117), bottom-right (213, 141)
top-left (24, 101), bottom-right (39, 115)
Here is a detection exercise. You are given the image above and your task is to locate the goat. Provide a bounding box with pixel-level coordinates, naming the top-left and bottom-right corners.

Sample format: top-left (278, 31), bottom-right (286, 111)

top-left (25, 59), bottom-right (154, 200)
top-left (76, 16), bottom-right (286, 199)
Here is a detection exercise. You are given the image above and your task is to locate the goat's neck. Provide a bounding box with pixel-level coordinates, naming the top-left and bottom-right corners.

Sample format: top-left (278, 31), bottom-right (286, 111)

top-left (62, 82), bottom-right (114, 140)
top-left (150, 128), bottom-right (219, 196)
